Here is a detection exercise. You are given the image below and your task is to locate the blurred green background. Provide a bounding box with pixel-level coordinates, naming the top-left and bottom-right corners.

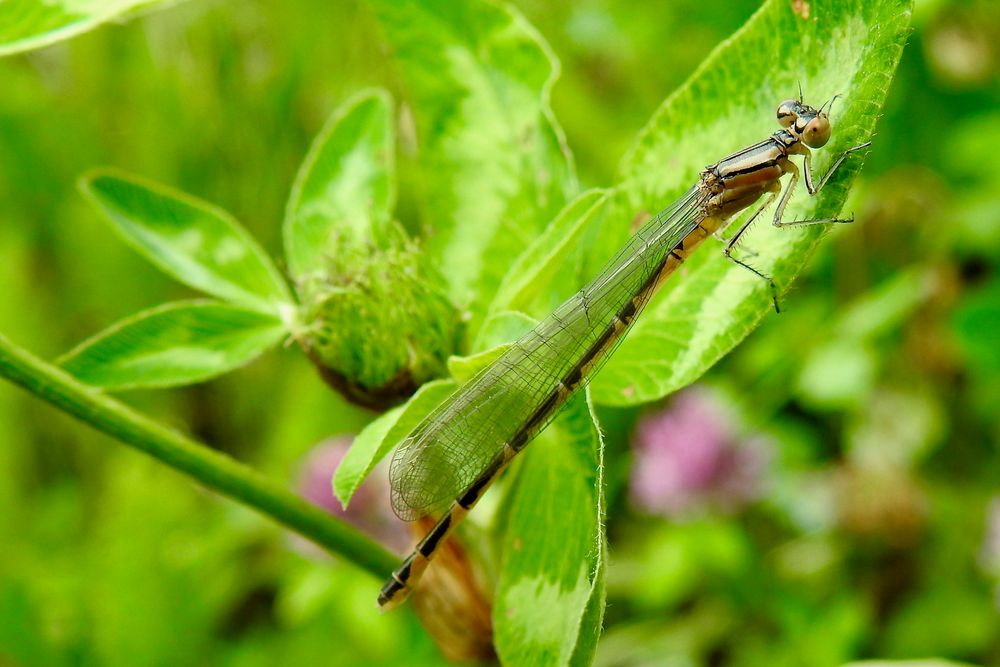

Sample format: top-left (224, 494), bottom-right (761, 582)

top-left (2, 0), bottom-right (999, 665)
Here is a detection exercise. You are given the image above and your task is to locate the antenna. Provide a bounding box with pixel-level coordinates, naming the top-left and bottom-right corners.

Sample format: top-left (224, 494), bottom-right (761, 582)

top-left (821, 94), bottom-right (842, 115)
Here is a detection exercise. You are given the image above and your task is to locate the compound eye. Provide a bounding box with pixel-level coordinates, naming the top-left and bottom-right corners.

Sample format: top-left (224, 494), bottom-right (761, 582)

top-left (776, 99), bottom-right (798, 127)
top-left (802, 115), bottom-right (831, 148)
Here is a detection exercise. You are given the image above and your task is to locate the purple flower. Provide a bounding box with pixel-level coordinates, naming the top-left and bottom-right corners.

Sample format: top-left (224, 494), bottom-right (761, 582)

top-left (630, 388), bottom-right (769, 518)
top-left (296, 436), bottom-right (408, 553)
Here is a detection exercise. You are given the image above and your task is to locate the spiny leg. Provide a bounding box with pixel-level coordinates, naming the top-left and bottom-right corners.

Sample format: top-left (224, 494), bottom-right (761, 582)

top-left (772, 153), bottom-right (871, 227)
top-left (804, 140), bottom-right (871, 195)
top-left (723, 190), bottom-right (782, 312)
top-left (713, 220), bottom-right (761, 257)
top-left (748, 142), bottom-right (871, 309)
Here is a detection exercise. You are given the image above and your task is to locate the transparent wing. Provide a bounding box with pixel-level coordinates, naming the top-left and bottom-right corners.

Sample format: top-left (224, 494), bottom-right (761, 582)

top-left (390, 186), bottom-right (708, 521)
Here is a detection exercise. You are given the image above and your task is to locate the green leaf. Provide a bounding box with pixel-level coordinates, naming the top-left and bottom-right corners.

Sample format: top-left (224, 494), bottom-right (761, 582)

top-left (488, 189), bottom-right (607, 321)
top-left (796, 267), bottom-right (933, 409)
top-left (881, 581), bottom-right (997, 657)
top-left (366, 0), bottom-right (577, 316)
top-left (79, 169), bottom-right (293, 315)
top-left (590, 0), bottom-right (913, 406)
top-left (447, 345), bottom-right (512, 384)
top-left (952, 276), bottom-right (1000, 373)
top-left (836, 266), bottom-right (935, 340)
top-left (472, 310), bottom-right (537, 353)
top-left (58, 301), bottom-right (286, 390)
top-left (568, 549), bottom-right (606, 667)
top-left (0, 0), bottom-right (163, 57)
top-left (494, 391), bottom-right (605, 666)
top-left (333, 379), bottom-right (457, 508)
top-left (284, 89), bottom-right (396, 278)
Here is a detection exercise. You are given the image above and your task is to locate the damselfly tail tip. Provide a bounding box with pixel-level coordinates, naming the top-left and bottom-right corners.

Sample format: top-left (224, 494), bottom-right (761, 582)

top-left (377, 579), bottom-right (409, 612)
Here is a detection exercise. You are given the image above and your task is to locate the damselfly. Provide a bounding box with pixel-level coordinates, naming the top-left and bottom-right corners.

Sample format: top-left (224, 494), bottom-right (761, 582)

top-left (378, 97), bottom-right (871, 610)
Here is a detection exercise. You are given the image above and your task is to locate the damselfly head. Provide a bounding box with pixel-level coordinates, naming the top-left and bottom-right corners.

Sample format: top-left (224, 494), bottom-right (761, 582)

top-left (776, 98), bottom-right (832, 149)
top-left (797, 106), bottom-right (831, 148)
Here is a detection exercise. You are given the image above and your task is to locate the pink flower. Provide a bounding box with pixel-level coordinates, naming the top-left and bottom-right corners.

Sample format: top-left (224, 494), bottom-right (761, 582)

top-left (296, 436), bottom-right (408, 553)
top-left (630, 389), bottom-right (769, 518)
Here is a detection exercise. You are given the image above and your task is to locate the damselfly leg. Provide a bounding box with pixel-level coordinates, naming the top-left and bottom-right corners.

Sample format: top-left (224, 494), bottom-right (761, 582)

top-left (722, 139), bottom-right (872, 311)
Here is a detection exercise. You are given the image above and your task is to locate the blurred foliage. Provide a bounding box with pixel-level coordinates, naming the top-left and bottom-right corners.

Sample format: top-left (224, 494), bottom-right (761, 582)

top-left (1, 0), bottom-right (999, 666)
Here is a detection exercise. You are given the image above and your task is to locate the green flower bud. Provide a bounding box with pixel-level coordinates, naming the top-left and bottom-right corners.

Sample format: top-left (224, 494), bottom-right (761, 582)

top-left (294, 223), bottom-right (461, 409)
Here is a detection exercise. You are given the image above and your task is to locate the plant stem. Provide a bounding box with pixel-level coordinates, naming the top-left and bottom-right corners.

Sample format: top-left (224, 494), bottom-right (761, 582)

top-left (0, 333), bottom-right (398, 578)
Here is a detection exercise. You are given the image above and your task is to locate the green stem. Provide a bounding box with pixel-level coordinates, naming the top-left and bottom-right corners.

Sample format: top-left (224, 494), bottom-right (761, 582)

top-left (0, 333), bottom-right (398, 578)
